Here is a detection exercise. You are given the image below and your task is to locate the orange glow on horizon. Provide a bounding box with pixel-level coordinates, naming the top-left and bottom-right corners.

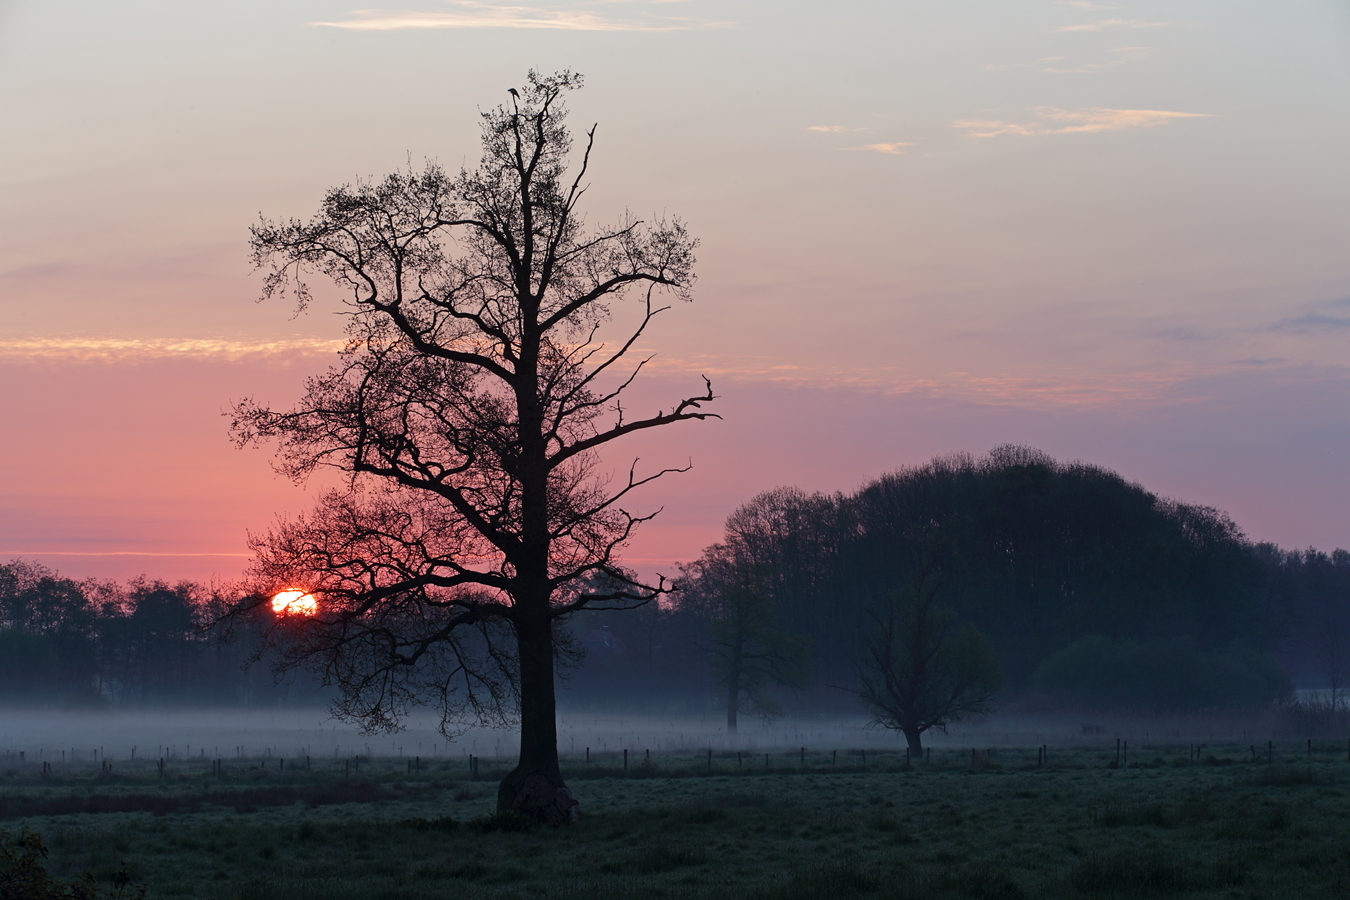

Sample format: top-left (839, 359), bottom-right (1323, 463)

top-left (271, 589), bottom-right (318, 616)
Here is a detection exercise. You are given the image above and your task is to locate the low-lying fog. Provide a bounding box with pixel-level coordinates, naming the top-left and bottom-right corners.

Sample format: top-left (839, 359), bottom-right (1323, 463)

top-left (0, 708), bottom-right (1282, 763)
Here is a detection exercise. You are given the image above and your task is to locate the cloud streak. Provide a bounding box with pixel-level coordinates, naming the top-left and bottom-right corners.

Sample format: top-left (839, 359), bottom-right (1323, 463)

top-left (1057, 18), bottom-right (1164, 32)
top-left (846, 142), bottom-right (914, 155)
top-left (1269, 313), bottom-right (1350, 333)
top-left (639, 356), bottom-right (1231, 412)
top-left (954, 107), bottom-right (1212, 138)
top-left (312, 2), bottom-right (729, 31)
top-left (0, 337), bottom-right (347, 362)
top-left (638, 353), bottom-right (1350, 414)
top-left (0, 551), bottom-right (251, 558)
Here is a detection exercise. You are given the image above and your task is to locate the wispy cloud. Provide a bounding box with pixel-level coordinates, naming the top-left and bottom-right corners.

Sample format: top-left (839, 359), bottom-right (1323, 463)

top-left (809, 127), bottom-right (910, 154)
top-left (1057, 18), bottom-right (1164, 32)
top-left (846, 142), bottom-right (914, 155)
top-left (312, 1), bottom-right (729, 31)
top-left (640, 355), bottom-right (1223, 412)
top-left (954, 107), bottom-right (1212, 138)
top-left (0, 550), bottom-right (251, 558)
top-left (0, 337), bottom-right (347, 362)
top-left (1269, 313), bottom-right (1350, 333)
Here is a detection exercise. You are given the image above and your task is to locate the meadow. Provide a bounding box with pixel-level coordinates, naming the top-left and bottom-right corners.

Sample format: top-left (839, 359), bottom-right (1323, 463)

top-left (4, 740), bottom-right (1350, 900)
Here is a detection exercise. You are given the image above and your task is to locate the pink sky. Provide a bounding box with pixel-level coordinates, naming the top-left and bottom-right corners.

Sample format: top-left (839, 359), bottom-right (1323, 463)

top-left (1, 0), bottom-right (1348, 584)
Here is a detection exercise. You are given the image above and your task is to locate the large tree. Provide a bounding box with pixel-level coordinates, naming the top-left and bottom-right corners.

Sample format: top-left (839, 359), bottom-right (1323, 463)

top-left (227, 70), bottom-right (715, 823)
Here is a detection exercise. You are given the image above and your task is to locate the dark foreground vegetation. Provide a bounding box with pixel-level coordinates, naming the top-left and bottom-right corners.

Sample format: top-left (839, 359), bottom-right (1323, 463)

top-left (5, 744), bottom-right (1350, 899)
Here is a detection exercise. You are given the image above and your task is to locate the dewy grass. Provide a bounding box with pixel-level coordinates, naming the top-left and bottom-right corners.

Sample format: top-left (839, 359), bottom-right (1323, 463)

top-left (5, 743), bottom-right (1350, 899)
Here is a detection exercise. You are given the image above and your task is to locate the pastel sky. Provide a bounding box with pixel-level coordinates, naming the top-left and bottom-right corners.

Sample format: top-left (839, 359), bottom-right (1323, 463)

top-left (1, 0), bottom-right (1348, 584)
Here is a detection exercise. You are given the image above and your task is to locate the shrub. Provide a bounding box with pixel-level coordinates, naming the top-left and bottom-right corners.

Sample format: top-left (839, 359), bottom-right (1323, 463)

top-left (1032, 635), bottom-right (1290, 710)
top-left (0, 828), bottom-right (144, 900)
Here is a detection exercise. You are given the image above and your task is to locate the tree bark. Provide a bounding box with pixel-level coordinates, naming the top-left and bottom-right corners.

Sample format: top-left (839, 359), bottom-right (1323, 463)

top-left (497, 608), bottom-right (579, 824)
top-left (495, 312), bottom-right (580, 824)
top-left (903, 726), bottom-right (923, 756)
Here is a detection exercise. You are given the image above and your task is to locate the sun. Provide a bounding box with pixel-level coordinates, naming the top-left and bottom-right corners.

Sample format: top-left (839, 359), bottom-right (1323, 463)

top-left (271, 589), bottom-right (318, 616)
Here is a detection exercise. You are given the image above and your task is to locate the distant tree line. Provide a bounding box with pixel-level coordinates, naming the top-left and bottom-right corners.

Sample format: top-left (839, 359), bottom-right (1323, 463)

top-left (5, 447), bottom-right (1347, 719)
top-left (0, 562), bottom-right (320, 708)
top-left (565, 446), bottom-right (1348, 717)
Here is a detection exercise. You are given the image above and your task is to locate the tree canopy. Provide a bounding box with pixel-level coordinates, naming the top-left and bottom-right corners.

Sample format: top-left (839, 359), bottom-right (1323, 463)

top-left (676, 446), bottom-right (1296, 712)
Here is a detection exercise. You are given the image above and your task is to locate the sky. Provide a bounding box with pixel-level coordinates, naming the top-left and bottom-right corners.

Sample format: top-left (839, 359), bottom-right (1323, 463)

top-left (1, 0), bottom-right (1348, 585)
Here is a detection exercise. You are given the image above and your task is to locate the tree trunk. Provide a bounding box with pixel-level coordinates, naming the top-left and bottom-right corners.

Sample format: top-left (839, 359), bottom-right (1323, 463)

top-left (727, 678), bottom-right (739, 734)
top-left (903, 726), bottom-right (923, 756)
top-left (497, 610), bottom-right (579, 825)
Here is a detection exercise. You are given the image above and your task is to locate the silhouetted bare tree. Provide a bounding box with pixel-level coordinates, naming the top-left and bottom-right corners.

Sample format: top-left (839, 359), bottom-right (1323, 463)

top-left (853, 563), bottom-right (1000, 754)
top-left (681, 492), bottom-right (815, 731)
top-left (685, 552), bottom-right (812, 732)
top-left (227, 70), bottom-right (715, 823)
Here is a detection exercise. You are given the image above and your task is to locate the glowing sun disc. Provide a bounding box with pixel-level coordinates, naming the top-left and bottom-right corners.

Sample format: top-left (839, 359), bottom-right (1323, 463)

top-left (271, 589), bottom-right (318, 616)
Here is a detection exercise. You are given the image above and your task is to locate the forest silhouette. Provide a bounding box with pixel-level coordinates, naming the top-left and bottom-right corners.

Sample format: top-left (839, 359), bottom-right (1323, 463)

top-left (4, 446), bottom-right (1344, 717)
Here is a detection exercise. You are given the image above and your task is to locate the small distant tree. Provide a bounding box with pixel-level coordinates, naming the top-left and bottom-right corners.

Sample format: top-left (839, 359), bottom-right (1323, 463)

top-left (853, 564), bottom-right (1000, 754)
top-left (696, 556), bottom-right (812, 732)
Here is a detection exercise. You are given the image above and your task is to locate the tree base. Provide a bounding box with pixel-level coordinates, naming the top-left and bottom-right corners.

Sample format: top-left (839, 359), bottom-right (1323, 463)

top-left (497, 767), bottom-right (580, 826)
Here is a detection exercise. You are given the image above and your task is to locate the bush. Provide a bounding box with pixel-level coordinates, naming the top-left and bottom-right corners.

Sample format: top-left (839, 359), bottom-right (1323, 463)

top-left (1032, 635), bottom-right (1290, 711)
top-left (0, 828), bottom-right (144, 900)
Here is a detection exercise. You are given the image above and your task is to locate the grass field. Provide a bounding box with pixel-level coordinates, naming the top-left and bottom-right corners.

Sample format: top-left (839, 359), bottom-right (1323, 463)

top-left (4, 741), bottom-right (1350, 899)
